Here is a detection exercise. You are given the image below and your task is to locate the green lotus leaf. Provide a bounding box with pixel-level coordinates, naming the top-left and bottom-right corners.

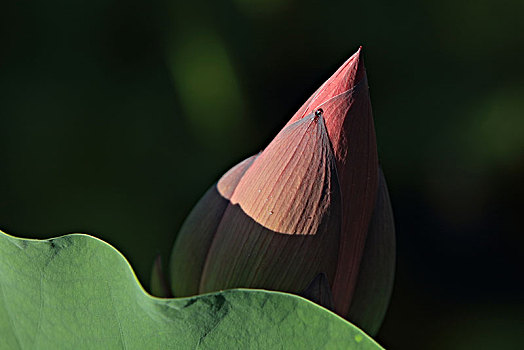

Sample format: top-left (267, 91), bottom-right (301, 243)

top-left (0, 230), bottom-right (383, 349)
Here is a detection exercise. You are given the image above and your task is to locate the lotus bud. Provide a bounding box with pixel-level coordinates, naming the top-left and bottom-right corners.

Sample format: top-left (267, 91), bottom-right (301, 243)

top-left (168, 47), bottom-right (395, 334)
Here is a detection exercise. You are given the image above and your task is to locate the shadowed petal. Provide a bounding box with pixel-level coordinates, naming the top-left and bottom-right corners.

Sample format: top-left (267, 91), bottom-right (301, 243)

top-left (299, 273), bottom-right (335, 312)
top-left (170, 156), bottom-right (256, 297)
top-left (348, 168), bottom-right (396, 336)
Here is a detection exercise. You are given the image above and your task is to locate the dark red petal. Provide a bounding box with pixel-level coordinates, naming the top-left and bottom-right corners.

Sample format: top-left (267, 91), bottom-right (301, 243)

top-left (286, 48), bottom-right (379, 316)
top-left (329, 62), bottom-right (378, 316)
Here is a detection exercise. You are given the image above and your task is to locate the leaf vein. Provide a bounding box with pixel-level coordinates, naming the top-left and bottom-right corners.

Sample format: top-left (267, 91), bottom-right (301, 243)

top-left (108, 282), bottom-right (128, 350)
top-left (0, 277), bottom-right (23, 349)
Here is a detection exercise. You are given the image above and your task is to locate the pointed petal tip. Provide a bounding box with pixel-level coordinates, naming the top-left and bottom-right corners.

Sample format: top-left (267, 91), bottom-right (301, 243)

top-left (352, 46), bottom-right (362, 58)
top-left (328, 48), bottom-right (367, 95)
top-left (350, 46), bottom-right (366, 83)
top-left (286, 46), bottom-right (369, 126)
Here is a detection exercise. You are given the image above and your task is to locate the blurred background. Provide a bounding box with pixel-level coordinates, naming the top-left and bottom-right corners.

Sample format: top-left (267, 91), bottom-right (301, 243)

top-left (1, 0), bottom-right (523, 348)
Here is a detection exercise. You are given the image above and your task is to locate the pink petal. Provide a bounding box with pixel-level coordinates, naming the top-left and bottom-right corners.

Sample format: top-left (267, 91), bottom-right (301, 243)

top-left (199, 114), bottom-right (341, 293)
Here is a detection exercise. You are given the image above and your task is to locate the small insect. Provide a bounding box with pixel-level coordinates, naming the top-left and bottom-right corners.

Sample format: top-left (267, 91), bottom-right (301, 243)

top-left (315, 108), bottom-right (323, 118)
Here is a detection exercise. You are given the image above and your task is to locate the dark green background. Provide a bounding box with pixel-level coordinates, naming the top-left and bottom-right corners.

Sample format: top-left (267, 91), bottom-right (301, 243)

top-left (1, 0), bottom-right (523, 348)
